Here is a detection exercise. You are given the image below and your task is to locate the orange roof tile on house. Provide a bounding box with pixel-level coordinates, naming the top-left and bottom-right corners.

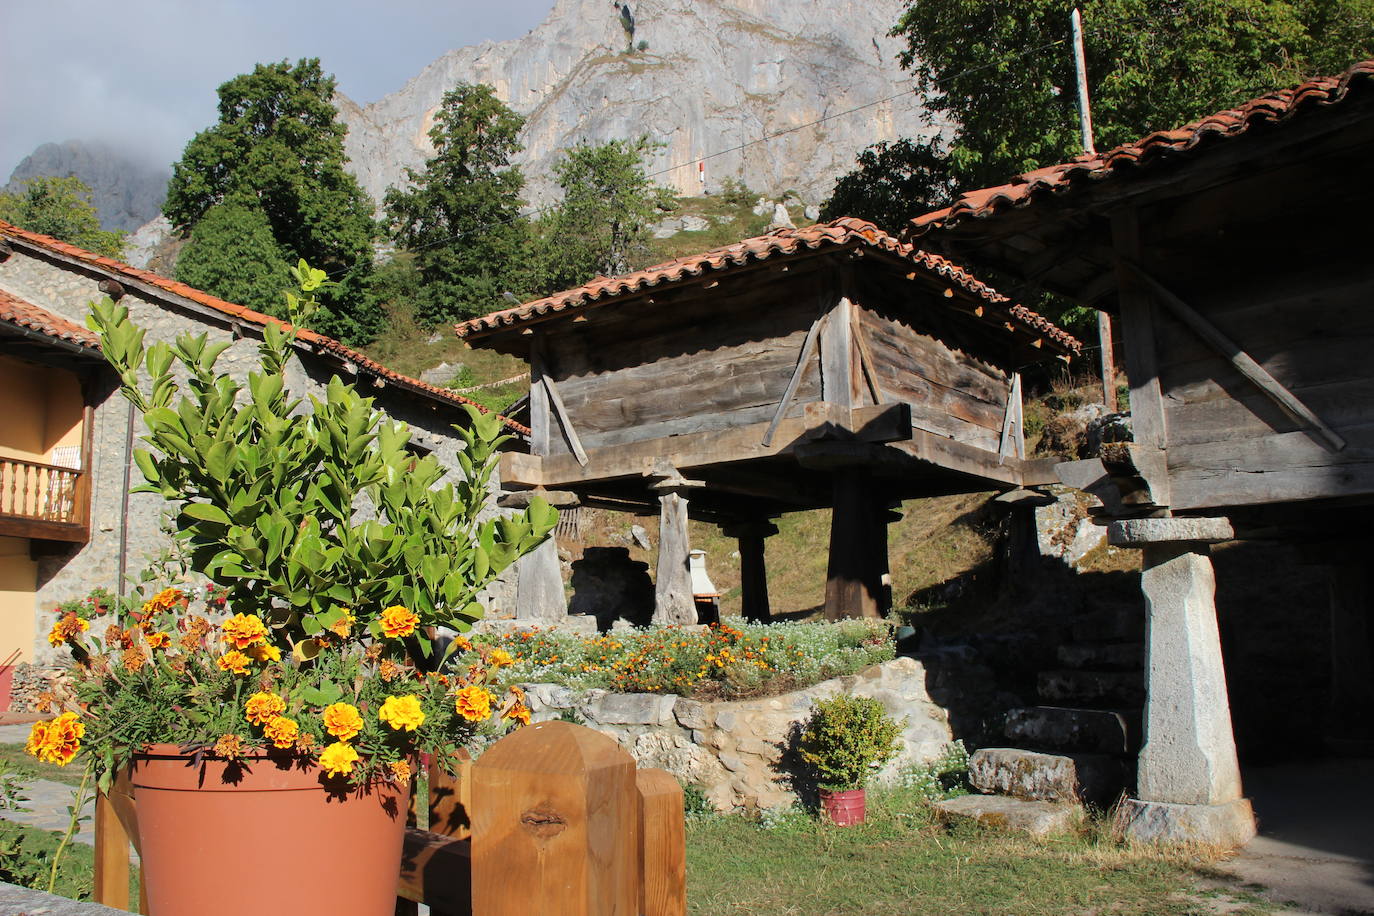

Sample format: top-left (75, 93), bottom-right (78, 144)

top-left (0, 288), bottom-right (100, 350)
top-left (0, 220), bottom-right (528, 435)
top-left (908, 59), bottom-right (1374, 241)
top-left (456, 217), bottom-right (1081, 353)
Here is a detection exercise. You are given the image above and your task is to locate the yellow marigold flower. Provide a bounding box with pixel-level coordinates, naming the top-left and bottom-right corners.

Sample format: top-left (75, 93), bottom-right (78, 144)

top-left (319, 741), bottom-right (359, 777)
top-left (389, 760), bottom-right (412, 782)
top-left (217, 650), bottom-right (251, 675)
top-left (247, 642), bottom-right (281, 663)
top-left (262, 715), bottom-right (299, 750)
top-left (489, 648), bottom-right (514, 668)
top-left (503, 702), bottom-right (532, 727)
top-left (142, 587), bottom-right (185, 616)
top-left (453, 686), bottom-right (494, 723)
top-left (221, 613), bottom-right (269, 649)
top-left (47, 612), bottom-right (89, 647)
top-left (28, 712), bottom-right (83, 766)
top-left (378, 695), bottom-right (425, 732)
top-left (328, 610), bottom-right (354, 638)
top-left (145, 632), bottom-right (171, 650)
top-left (450, 636), bottom-right (472, 653)
top-left (322, 703), bottom-right (364, 741)
top-left (214, 734), bottom-right (243, 760)
top-left (245, 692), bottom-right (287, 727)
top-left (380, 605), bottom-right (419, 639)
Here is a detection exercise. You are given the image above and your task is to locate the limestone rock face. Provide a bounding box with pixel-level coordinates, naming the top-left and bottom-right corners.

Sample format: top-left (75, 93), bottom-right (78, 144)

top-left (5, 140), bottom-right (169, 232)
top-left (338, 0), bottom-right (944, 208)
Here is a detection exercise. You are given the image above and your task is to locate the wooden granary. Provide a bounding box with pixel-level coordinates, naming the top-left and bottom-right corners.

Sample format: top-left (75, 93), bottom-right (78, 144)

top-left (457, 218), bottom-right (1079, 623)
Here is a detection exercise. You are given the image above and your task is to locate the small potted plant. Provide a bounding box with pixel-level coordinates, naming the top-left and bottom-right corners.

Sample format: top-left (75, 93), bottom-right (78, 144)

top-left (799, 694), bottom-right (901, 826)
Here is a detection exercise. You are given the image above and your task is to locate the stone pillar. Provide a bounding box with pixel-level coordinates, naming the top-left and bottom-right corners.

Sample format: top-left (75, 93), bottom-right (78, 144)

top-left (1108, 516), bottom-right (1256, 847)
top-left (722, 520), bottom-right (778, 623)
top-left (1327, 562), bottom-right (1374, 753)
top-left (650, 475), bottom-right (698, 625)
top-left (501, 489), bottom-right (579, 622)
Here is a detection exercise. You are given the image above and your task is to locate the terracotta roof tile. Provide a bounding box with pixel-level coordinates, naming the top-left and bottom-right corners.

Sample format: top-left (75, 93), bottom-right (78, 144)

top-left (456, 217), bottom-right (1081, 353)
top-left (0, 220), bottom-right (528, 435)
top-left (908, 59), bottom-right (1374, 239)
top-left (0, 288), bottom-right (100, 349)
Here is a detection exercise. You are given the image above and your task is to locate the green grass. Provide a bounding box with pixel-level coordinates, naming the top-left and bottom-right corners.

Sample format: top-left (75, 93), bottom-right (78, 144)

top-left (0, 819), bottom-right (139, 905)
top-left (0, 743), bottom-right (86, 787)
top-left (684, 786), bottom-right (1276, 916)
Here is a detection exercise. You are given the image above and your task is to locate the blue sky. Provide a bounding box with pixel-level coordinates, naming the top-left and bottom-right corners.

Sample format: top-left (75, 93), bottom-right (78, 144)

top-left (1, 0), bottom-right (556, 179)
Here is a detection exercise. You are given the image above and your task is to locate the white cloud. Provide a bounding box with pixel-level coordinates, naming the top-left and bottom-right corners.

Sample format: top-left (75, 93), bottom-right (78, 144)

top-left (1, 0), bottom-right (554, 178)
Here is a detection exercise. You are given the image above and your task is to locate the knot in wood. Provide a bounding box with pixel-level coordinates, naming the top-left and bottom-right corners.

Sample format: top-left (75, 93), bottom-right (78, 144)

top-left (520, 804), bottom-right (567, 839)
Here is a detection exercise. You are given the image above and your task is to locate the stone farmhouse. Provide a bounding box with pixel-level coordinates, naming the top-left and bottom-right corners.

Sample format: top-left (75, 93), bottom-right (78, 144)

top-left (0, 220), bottom-right (526, 673)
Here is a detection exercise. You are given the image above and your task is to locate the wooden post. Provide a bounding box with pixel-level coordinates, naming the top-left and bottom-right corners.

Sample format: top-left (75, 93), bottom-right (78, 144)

top-left (429, 751), bottom-right (475, 840)
top-left (1327, 562), bottom-right (1374, 750)
top-left (824, 468), bottom-right (884, 620)
top-left (472, 721), bottom-right (638, 916)
top-left (93, 792), bottom-right (131, 910)
top-left (1099, 312), bottom-right (1119, 411)
top-left (528, 336), bottom-right (552, 459)
top-left (723, 520), bottom-right (778, 623)
top-left (636, 769), bottom-right (686, 916)
top-left (649, 469), bottom-right (701, 625)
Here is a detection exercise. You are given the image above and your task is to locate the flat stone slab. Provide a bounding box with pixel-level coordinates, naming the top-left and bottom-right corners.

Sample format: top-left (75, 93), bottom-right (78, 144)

top-left (1003, 706), bottom-right (1135, 755)
top-left (932, 794), bottom-right (1079, 837)
top-left (1057, 642), bottom-right (1143, 671)
top-left (1120, 797), bottom-right (1256, 848)
top-left (1109, 516), bottom-right (1234, 546)
top-left (0, 882), bottom-right (129, 914)
top-left (969, 747), bottom-right (1126, 807)
top-left (1038, 669), bottom-right (1145, 707)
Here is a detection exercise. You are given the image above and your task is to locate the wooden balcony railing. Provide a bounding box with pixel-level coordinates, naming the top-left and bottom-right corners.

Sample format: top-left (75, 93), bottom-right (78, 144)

top-left (0, 455), bottom-right (89, 542)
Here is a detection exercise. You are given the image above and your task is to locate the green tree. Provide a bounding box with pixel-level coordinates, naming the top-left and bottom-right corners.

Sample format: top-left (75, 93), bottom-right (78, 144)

top-left (533, 138), bottom-right (673, 294)
top-left (825, 0), bottom-right (1374, 226)
top-left (164, 59), bottom-right (382, 343)
top-left (173, 199), bottom-right (294, 314)
top-left (818, 138), bottom-right (957, 232)
top-left (0, 176), bottom-right (124, 258)
top-left (384, 84), bottom-right (531, 325)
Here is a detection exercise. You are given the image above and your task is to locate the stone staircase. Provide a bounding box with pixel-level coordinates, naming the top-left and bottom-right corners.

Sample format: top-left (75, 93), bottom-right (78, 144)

top-left (935, 602), bottom-right (1146, 834)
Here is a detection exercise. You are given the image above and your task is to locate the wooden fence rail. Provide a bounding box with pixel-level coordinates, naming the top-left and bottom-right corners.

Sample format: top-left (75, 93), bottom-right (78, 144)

top-left (94, 721), bottom-right (686, 916)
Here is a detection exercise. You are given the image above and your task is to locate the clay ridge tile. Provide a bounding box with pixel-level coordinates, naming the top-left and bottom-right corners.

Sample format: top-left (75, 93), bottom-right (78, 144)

top-left (908, 58), bottom-right (1374, 237)
top-left (456, 217), bottom-right (1081, 353)
top-left (0, 220), bottom-right (528, 435)
top-left (0, 288), bottom-right (100, 349)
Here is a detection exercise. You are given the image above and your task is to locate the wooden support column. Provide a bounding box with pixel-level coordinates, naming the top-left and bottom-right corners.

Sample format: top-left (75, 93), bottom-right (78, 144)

top-left (1326, 560), bottom-right (1374, 752)
top-left (527, 336), bottom-right (552, 459)
top-left (824, 468), bottom-right (885, 620)
top-left (648, 467), bottom-right (703, 625)
top-left (722, 520), bottom-right (779, 623)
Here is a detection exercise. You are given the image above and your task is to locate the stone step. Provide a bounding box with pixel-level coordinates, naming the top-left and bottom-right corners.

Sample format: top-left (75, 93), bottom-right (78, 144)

top-left (932, 794), bottom-right (1080, 838)
top-left (1003, 706), bottom-right (1139, 755)
top-left (1056, 642), bottom-right (1143, 671)
top-left (969, 747), bottom-right (1127, 808)
top-left (1070, 608), bottom-right (1144, 643)
top-left (1038, 669), bottom-right (1145, 708)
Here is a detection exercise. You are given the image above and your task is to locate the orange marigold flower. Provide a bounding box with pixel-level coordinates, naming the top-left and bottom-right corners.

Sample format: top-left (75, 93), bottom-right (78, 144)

top-left (489, 648), bottom-right (514, 668)
top-left (247, 642), bottom-right (281, 663)
top-left (454, 686), bottom-right (494, 722)
top-left (378, 659), bottom-right (403, 682)
top-left (33, 692), bottom-right (56, 714)
top-left (217, 650), bottom-right (251, 675)
top-left (378, 695), bottom-right (425, 732)
top-left (364, 643), bottom-right (384, 662)
top-left (183, 615), bottom-right (211, 638)
top-left (141, 587), bottom-right (185, 617)
top-left (503, 703), bottom-right (532, 727)
top-left (451, 636), bottom-right (473, 653)
top-left (262, 716), bottom-right (299, 750)
top-left (121, 647), bottom-right (147, 672)
top-left (380, 605), bottom-right (419, 639)
top-left (245, 692), bottom-right (287, 727)
top-left (145, 632), bottom-right (171, 650)
top-left (221, 613), bottom-right (269, 650)
top-left (27, 712), bottom-right (83, 766)
top-left (47, 612), bottom-right (89, 647)
top-left (319, 741), bottom-right (359, 777)
top-left (214, 734), bottom-right (243, 760)
top-left (322, 703), bottom-right (364, 741)
top-left (389, 760), bottom-right (412, 782)
top-left (327, 611), bottom-right (354, 639)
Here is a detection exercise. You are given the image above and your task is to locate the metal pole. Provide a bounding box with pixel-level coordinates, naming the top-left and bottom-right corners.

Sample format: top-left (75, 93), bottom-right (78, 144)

top-left (1071, 8), bottom-right (1096, 156)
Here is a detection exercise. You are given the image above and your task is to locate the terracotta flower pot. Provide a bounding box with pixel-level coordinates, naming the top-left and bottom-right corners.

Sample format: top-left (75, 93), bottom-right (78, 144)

top-left (131, 744), bottom-right (409, 916)
top-left (819, 787), bottom-right (866, 826)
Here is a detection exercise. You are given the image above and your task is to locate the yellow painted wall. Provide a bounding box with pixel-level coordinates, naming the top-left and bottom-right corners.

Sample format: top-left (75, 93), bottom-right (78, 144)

top-left (0, 536), bottom-right (36, 662)
top-left (0, 356), bottom-right (83, 463)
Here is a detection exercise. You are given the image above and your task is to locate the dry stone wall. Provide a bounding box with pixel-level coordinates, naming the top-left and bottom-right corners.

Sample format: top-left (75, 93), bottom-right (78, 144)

top-left (522, 656), bottom-right (952, 810)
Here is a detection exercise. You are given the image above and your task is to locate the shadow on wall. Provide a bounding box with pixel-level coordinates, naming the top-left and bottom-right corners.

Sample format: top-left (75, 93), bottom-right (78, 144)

top-left (568, 546), bottom-right (655, 631)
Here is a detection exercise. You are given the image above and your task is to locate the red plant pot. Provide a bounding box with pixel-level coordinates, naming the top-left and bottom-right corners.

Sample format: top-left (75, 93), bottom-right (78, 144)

top-left (131, 745), bottom-right (409, 916)
top-left (819, 788), bottom-right (866, 826)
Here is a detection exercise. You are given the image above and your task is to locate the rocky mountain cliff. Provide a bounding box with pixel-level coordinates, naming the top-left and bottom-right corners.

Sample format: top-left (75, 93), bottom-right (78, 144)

top-left (340, 0), bottom-right (944, 207)
top-left (4, 139), bottom-right (168, 233)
